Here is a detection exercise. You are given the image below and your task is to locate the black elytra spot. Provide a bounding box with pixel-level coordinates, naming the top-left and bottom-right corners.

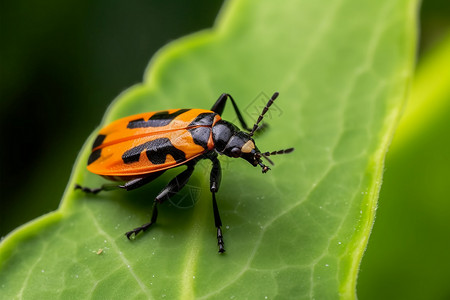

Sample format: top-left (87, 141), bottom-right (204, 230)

top-left (187, 112), bottom-right (216, 150)
top-left (88, 149), bottom-right (102, 165)
top-left (188, 112), bottom-right (216, 127)
top-left (127, 109), bottom-right (190, 129)
top-left (92, 134), bottom-right (106, 149)
top-left (88, 134), bottom-right (107, 165)
top-left (122, 138), bottom-right (186, 165)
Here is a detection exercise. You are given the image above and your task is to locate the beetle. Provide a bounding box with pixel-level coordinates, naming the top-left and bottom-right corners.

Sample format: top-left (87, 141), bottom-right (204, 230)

top-left (75, 92), bottom-right (293, 253)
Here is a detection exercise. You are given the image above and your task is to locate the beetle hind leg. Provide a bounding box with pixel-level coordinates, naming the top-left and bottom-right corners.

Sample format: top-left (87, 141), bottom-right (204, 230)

top-left (125, 201), bottom-right (158, 239)
top-left (74, 183), bottom-right (119, 194)
top-left (126, 164), bottom-right (196, 240)
top-left (212, 192), bottom-right (225, 253)
top-left (119, 170), bottom-right (166, 191)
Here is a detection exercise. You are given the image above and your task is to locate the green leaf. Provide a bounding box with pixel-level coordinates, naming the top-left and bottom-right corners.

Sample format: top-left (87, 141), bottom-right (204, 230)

top-left (0, 0), bottom-right (418, 298)
top-left (358, 33), bottom-right (450, 300)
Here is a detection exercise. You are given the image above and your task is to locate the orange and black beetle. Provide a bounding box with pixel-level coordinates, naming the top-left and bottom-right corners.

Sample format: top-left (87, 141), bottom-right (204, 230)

top-left (76, 92), bottom-right (293, 253)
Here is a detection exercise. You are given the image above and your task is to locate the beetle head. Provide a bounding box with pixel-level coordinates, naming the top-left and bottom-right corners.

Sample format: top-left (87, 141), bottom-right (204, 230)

top-left (221, 131), bottom-right (269, 172)
top-left (219, 92), bottom-right (295, 173)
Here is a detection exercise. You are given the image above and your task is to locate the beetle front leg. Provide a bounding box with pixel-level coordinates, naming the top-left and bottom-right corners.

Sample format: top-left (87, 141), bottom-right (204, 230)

top-left (125, 164), bottom-right (196, 239)
top-left (210, 154), bottom-right (225, 253)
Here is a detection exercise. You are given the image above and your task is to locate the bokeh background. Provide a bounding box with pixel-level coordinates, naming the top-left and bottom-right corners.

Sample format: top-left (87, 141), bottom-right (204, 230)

top-left (1, 0), bottom-right (449, 298)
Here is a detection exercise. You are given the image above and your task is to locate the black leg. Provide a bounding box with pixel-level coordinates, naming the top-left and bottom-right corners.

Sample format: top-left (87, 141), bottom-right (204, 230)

top-left (74, 170), bottom-right (166, 194)
top-left (125, 201), bottom-right (158, 239)
top-left (209, 154), bottom-right (225, 253)
top-left (210, 93), bottom-right (251, 131)
top-left (74, 183), bottom-right (119, 194)
top-left (119, 170), bottom-right (166, 191)
top-left (125, 164), bottom-right (196, 239)
top-left (212, 193), bottom-right (225, 253)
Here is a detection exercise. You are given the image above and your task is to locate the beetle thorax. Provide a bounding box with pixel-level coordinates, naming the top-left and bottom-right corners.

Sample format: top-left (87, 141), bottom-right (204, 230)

top-left (212, 120), bottom-right (259, 166)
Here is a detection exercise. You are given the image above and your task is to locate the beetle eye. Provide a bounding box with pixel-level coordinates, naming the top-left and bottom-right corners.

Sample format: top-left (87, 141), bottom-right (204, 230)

top-left (230, 147), bottom-right (241, 158)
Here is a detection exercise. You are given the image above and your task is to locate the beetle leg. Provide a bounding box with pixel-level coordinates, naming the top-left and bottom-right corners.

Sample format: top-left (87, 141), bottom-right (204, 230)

top-left (119, 170), bottom-right (166, 191)
top-left (210, 154), bottom-right (225, 253)
top-left (74, 183), bottom-right (119, 194)
top-left (74, 170), bottom-right (165, 194)
top-left (211, 93), bottom-right (252, 131)
top-left (125, 164), bottom-right (196, 239)
top-left (125, 201), bottom-right (158, 240)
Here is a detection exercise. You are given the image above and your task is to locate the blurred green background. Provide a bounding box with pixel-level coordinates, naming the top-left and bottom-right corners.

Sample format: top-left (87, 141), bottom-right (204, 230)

top-left (1, 0), bottom-right (449, 298)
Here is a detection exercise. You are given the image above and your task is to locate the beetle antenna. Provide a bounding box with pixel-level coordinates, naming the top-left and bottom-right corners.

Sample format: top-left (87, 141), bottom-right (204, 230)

top-left (249, 92), bottom-right (279, 137)
top-left (260, 152), bottom-right (274, 165)
top-left (255, 147), bottom-right (294, 168)
top-left (262, 148), bottom-right (295, 157)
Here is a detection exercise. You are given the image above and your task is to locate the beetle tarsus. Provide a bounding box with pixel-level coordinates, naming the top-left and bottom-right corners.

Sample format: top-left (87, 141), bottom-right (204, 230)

top-left (125, 223), bottom-right (152, 239)
top-left (125, 230), bottom-right (137, 240)
top-left (75, 183), bottom-right (119, 194)
top-left (74, 184), bottom-right (102, 194)
top-left (217, 227), bottom-right (225, 253)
